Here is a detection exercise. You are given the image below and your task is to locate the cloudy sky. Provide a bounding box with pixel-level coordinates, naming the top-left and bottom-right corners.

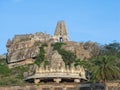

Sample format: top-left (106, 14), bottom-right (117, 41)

top-left (0, 0), bottom-right (120, 54)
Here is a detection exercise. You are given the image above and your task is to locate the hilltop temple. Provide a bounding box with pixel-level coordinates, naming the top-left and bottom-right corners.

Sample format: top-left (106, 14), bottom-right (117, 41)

top-left (6, 21), bottom-right (69, 67)
top-left (6, 21), bottom-right (101, 85)
top-left (6, 21), bottom-right (99, 68)
top-left (22, 21), bottom-right (86, 83)
top-left (5, 21), bottom-right (120, 90)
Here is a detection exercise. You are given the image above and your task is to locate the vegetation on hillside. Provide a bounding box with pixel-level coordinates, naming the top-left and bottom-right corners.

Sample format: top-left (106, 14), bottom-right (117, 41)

top-left (0, 42), bottom-right (120, 86)
top-left (52, 42), bottom-right (76, 66)
top-left (0, 59), bottom-right (33, 86)
top-left (77, 42), bottom-right (120, 83)
top-left (90, 55), bottom-right (120, 82)
top-left (34, 44), bottom-right (46, 67)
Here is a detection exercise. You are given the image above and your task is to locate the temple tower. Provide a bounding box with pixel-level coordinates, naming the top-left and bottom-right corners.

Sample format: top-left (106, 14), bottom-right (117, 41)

top-left (54, 21), bottom-right (69, 42)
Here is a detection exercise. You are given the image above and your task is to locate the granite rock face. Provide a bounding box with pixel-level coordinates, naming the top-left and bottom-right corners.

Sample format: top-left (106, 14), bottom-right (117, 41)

top-left (6, 32), bottom-right (52, 65)
top-left (62, 41), bottom-right (100, 60)
top-left (6, 21), bottom-right (100, 68)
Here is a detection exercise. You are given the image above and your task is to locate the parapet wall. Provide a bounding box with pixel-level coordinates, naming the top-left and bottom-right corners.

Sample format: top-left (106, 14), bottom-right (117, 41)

top-left (0, 82), bottom-right (119, 90)
top-left (0, 83), bottom-right (78, 90)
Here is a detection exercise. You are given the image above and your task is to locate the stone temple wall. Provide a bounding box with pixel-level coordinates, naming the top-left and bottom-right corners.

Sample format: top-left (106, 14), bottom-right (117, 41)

top-left (0, 83), bottom-right (78, 90)
top-left (0, 83), bottom-right (119, 90)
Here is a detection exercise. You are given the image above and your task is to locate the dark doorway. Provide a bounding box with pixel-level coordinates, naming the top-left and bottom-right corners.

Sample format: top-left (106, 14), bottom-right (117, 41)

top-left (59, 37), bottom-right (63, 42)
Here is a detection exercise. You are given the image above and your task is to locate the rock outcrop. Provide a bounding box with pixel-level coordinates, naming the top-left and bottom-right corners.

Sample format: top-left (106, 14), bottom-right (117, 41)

top-left (7, 33), bottom-right (52, 61)
top-left (62, 41), bottom-right (100, 60)
top-left (6, 21), bottom-right (100, 68)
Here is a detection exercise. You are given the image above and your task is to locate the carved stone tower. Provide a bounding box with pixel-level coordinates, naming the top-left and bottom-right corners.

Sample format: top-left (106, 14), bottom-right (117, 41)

top-left (50, 51), bottom-right (65, 71)
top-left (54, 21), bottom-right (69, 42)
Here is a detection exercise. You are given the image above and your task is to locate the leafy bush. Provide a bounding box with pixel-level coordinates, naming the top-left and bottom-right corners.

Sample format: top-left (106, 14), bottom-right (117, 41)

top-left (0, 59), bottom-right (32, 86)
top-left (42, 43), bottom-right (48, 47)
top-left (52, 42), bottom-right (65, 50)
top-left (44, 60), bottom-right (49, 67)
top-left (59, 49), bottom-right (76, 66)
top-left (52, 42), bottom-right (76, 66)
top-left (34, 44), bottom-right (46, 67)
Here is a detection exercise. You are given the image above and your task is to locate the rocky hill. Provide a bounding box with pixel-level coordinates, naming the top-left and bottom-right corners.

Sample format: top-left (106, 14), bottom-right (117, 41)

top-left (6, 21), bottom-right (100, 68)
top-left (6, 32), bottom-right (52, 67)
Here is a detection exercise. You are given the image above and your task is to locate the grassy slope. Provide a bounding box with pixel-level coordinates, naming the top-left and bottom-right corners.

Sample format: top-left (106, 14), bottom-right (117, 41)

top-left (0, 59), bottom-right (31, 86)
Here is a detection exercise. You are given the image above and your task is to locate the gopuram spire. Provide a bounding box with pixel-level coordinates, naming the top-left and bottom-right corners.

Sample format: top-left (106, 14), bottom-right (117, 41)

top-left (54, 21), bottom-right (69, 42)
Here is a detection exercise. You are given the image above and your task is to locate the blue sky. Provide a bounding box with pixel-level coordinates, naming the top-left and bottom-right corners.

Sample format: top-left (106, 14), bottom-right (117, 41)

top-left (0, 0), bottom-right (120, 54)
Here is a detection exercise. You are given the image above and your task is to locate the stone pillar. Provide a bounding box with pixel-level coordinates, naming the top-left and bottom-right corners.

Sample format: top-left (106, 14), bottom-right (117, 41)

top-left (34, 79), bottom-right (40, 84)
top-left (74, 79), bottom-right (80, 83)
top-left (54, 78), bottom-right (61, 83)
top-left (106, 83), bottom-right (108, 90)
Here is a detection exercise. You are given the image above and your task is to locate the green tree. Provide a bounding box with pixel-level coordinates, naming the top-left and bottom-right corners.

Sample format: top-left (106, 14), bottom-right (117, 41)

top-left (91, 55), bottom-right (120, 82)
top-left (89, 55), bottom-right (120, 89)
top-left (100, 42), bottom-right (120, 69)
top-left (53, 42), bottom-right (76, 66)
top-left (102, 42), bottom-right (120, 57)
top-left (59, 49), bottom-right (76, 66)
top-left (74, 59), bottom-right (89, 68)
